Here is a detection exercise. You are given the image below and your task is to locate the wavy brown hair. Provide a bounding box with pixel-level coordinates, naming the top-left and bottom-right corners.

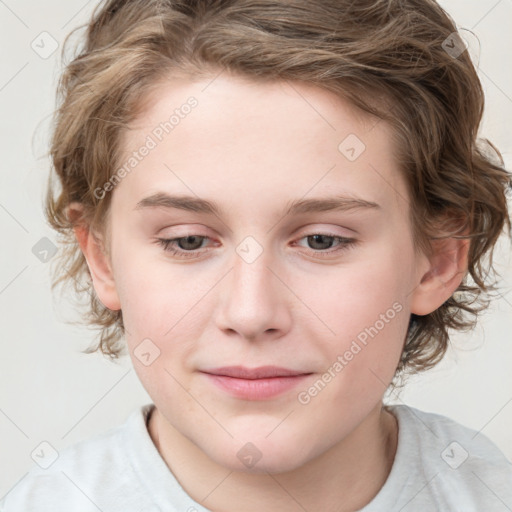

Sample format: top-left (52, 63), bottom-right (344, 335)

top-left (45, 0), bottom-right (511, 376)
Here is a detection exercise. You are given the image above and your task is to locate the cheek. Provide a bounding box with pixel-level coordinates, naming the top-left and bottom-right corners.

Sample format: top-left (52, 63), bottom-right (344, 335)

top-left (304, 245), bottom-right (413, 390)
top-left (296, 273), bottom-right (409, 431)
top-left (318, 254), bottom-right (411, 342)
top-left (112, 247), bottom-right (201, 338)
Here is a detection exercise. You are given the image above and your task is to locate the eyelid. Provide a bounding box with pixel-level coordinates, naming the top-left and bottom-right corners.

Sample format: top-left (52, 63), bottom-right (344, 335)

top-left (294, 223), bottom-right (354, 238)
top-left (157, 224), bottom-right (353, 245)
top-left (155, 229), bottom-right (358, 260)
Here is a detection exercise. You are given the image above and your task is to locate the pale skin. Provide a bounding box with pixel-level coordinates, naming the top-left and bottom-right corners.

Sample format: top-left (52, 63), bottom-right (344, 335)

top-left (70, 71), bottom-right (469, 511)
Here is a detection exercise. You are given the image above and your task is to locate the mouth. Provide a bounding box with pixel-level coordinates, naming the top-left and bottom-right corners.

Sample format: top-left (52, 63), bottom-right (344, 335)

top-left (200, 366), bottom-right (313, 400)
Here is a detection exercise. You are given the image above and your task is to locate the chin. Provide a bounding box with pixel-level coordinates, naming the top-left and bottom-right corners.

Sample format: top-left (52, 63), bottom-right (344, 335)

top-left (201, 431), bottom-right (321, 475)
top-left (221, 449), bottom-right (312, 475)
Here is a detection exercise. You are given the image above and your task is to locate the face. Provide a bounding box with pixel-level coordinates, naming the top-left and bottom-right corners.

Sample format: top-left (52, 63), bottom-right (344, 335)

top-left (101, 72), bottom-right (428, 473)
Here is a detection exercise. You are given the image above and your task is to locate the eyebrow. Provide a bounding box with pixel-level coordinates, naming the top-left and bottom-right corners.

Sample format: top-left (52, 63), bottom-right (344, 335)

top-left (134, 192), bottom-right (381, 217)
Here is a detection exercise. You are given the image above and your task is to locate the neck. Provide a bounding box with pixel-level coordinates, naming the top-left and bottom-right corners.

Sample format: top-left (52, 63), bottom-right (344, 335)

top-left (148, 402), bottom-right (398, 512)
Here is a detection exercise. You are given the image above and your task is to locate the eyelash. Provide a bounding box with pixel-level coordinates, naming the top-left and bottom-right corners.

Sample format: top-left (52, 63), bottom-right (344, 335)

top-left (155, 233), bottom-right (357, 260)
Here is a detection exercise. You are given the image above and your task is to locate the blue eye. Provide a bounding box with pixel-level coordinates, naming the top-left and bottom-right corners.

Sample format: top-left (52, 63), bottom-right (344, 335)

top-left (156, 233), bottom-right (357, 260)
top-left (157, 235), bottom-right (208, 258)
top-left (297, 234), bottom-right (356, 252)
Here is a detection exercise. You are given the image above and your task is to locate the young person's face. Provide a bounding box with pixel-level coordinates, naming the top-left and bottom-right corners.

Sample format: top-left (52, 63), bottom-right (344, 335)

top-left (94, 73), bottom-right (435, 472)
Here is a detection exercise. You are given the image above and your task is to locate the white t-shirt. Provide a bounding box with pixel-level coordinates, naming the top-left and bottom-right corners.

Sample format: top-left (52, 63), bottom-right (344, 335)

top-left (1, 403), bottom-right (511, 511)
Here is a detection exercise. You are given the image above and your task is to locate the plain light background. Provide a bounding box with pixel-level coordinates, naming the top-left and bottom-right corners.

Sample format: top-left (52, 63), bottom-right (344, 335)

top-left (1, 0), bottom-right (511, 499)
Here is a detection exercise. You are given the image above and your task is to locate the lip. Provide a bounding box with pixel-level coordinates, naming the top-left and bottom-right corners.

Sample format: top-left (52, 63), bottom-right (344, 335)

top-left (200, 366), bottom-right (313, 400)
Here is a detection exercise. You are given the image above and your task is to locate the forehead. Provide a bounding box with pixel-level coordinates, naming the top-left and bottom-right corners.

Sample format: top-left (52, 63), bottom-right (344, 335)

top-left (113, 73), bottom-right (408, 220)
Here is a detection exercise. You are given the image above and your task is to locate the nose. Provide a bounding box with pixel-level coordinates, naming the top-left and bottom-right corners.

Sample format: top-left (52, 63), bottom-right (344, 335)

top-left (214, 242), bottom-right (292, 342)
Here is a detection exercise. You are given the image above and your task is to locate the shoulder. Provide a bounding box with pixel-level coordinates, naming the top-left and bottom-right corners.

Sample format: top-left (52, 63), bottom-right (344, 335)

top-left (0, 404), bottom-right (155, 512)
top-left (391, 404), bottom-right (511, 464)
top-left (388, 404), bottom-right (512, 510)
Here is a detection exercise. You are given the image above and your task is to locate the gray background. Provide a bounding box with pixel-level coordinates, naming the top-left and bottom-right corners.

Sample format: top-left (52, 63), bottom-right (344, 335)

top-left (1, 0), bottom-right (511, 498)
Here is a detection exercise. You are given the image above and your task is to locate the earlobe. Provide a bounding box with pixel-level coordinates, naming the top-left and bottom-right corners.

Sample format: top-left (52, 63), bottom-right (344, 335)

top-left (410, 236), bottom-right (470, 316)
top-left (68, 204), bottom-right (121, 311)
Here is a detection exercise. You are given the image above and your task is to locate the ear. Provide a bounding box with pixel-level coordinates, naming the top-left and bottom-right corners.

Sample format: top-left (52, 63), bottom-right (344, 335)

top-left (67, 203), bottom-right (121, 311)
top-left (410, 234), bottom-right (470, 316)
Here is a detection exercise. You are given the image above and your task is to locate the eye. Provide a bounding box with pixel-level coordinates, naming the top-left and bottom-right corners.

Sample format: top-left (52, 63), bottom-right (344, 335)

top-left (156, 235), bottom-right (210, 259)
top-left (156, 232), bottom-right (357, 260)
top-left (294, 234), bottom-right (357, 258)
